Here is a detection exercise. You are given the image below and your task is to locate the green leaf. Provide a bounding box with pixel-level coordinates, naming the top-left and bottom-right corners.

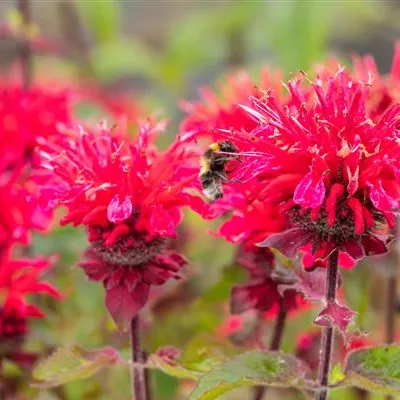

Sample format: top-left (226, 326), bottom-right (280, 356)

top-left (330, 363), bottom-right (346, 386)
top-left (150, 334), bottom-right (238, 380)
top-left (345, 345), bottom-right (400, 395)
top-left (189, 350), bottom-right (306, 400)
top-left (91, 39), bottom-right (159, 81)
top-left (77, 0), bottom-right (120, 43)
top-left (32, 345), bottom-right (120, 388)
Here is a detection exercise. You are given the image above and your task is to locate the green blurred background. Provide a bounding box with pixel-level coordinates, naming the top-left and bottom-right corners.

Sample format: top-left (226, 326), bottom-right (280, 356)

top-left (1, 1), bottom-right (399, 399)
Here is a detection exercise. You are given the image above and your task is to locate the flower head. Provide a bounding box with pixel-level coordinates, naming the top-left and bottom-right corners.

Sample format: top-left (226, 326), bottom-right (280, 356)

top-left (37, 119), bottom-right (198, 329)
top-left (0, 82), bottom-right (71, 169)
top-left (352, 43), bottom-right (400, 120)
top-left (217, 67), bottom-right (400, 266)
top-left (0, 162), bottom-right (51, 252)
top-left (230, 245), bottom-right (307, 316)
top-left (0, 246), bottom-right (61, 363)
top-left (180, 69), bottom-right (284, 137)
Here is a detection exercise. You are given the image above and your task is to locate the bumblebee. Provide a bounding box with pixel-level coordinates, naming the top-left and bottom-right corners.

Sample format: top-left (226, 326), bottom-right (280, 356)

top-left (199, 140), bottom-right (239, 201)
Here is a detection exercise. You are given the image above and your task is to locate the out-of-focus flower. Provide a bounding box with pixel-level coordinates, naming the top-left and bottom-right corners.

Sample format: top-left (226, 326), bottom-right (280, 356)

top-left (37, 119), bottom-right (199, 330)
top-left (0, 163), bottom-right (51, 252)
top-left (352, 43), bottom-right (400, 120)
top-left (180, 69), bottom-right (284, 137)
top-left (216, 67), bottom-right (400, 266)
top-left (77, 83), bottom-right (143, 123)
top-left (230, 246), bottom-right (306, 316)
top-left (0, 81), bottom-right (72, 249)
top-left (0, 82), bottom-right (71, 169)
top-left (0, 246), bottom-right (61, 366)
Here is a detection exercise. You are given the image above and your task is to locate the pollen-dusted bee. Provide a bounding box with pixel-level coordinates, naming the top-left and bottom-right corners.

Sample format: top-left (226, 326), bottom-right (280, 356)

top-left (199, 140), bottom-right (239, 201)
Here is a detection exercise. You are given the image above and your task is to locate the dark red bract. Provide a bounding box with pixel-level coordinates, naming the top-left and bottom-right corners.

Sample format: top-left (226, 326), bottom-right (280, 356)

top-left (231, 246), bottom-right (305, 316)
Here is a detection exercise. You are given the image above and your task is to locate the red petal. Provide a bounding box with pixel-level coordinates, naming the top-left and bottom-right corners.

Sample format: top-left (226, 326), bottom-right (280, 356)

top-left (107, 194), bottom-right (133, 224)
top-left (257, 228), bottom-right (313, 259)
top-left (362, 234), bottom-right (389, 256)
top-left (230, 280), bottom-right (278, 314)
top-left (294, 171), bottom-right (325, 209)
top-left (341, 238), bottom-right (365, 260)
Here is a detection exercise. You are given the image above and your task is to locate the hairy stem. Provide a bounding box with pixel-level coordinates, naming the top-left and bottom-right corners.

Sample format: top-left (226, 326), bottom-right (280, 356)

top-left (253, 304), bottom-right (287, 400)
top-left (18, 0), bottom-right (33, 90)
top-left (131, 316), bottom-right (146, 400)
top-left (316, 249), bottom-right (339, 400)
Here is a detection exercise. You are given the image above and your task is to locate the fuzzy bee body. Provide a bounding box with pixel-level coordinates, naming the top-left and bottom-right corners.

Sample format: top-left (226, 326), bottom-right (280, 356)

top-left (199, 141), bottom-right (238, 201)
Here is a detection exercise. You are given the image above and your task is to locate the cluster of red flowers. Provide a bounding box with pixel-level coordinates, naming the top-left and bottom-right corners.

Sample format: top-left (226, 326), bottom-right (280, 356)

top-left (0, 81), bottom-right (67, 381)
top-left (0, 81), bottom-right (72, 250)
top-left (4, 39), bottom-right (400, 400)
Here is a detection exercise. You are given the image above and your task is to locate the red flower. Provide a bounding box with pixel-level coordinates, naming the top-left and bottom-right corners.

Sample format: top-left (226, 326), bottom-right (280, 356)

top-left (230, 246), bottom-right (306, 316)
top-left (180, 69), bottom-right (284, 137)
top-left (352, 43), bottom-right (400, 120)
top-left (0, 82), bottom-right (71, 169)
top-left (217, 67), bottom-right (400, 266)
top-left (0, 246), bottom-right (61, 364)
top-left (0, 163), bottom-right (51, 252)
top-left (37, 119), bottom-right (199, 330)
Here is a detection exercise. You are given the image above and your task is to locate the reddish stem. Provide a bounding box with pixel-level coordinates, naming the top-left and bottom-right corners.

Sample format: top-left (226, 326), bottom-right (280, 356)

top-left (385, 275), bottom-right (396, 400)
top-left (18, 0), bottom-right (33, 90)
top-left (385, 275), bottom-right (396, 344)
top-left (253, 304), bottom-right (287, 400)
top-left (131, 316), bottom-right (146, 400)
top-left (315, 249), bottom-right (339, 400)
top-left (143, 351), bottom-right (152, 400)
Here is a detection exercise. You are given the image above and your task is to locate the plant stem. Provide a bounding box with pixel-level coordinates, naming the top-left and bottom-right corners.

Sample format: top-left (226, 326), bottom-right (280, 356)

top-left (143, 351), bottom-right (152, 400)
top-left (385, 275), bottom-right (396, 344)
top-left (131, 316), bottom-right (146, 400)
top-left (253, 304), bottom-right (287, 400)
top-left (384, 274), bottom-right (397, 400)
top-left (315, 249), bottom-right (339, 400)
top-left (18, 0), bottom-right (33, 90)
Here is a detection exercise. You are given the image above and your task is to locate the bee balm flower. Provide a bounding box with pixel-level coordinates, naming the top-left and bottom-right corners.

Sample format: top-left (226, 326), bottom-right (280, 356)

top-left (220, 67), bottom-right (400, 265)
top-left (0, 246), bottom-right (61, 365)
top-left (37, 120), bottom-right (198, 330)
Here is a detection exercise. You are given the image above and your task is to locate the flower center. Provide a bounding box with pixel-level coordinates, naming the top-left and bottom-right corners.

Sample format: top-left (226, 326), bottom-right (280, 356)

top-left (290, 195), bottom-right (383, 245)
top-left (90, 228), bottom-right (170, 267)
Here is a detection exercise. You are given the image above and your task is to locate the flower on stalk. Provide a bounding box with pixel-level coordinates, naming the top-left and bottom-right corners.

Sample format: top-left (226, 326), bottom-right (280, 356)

top-left (0, 246), bottom-right (61, 367)
top-left (216, 67), bottom-right (400, 266)
top-left (37, 119), bottom-right (199, 330)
